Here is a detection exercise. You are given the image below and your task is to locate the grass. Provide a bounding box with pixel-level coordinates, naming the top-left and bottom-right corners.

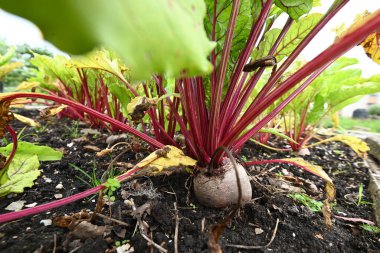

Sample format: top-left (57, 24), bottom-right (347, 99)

top-left (3, 85), bottom-right (17, 93)
top-left (339, 117), bottom-right (380, 133)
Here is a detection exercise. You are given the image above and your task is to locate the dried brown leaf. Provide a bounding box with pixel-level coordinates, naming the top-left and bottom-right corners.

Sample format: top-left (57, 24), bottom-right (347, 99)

top-left (70, 221), bottom-right (106, 240)
top-left (322, 200), bottom-right (333, 230)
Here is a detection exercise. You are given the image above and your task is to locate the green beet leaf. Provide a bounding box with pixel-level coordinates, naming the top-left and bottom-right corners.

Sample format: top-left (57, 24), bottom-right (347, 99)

top-left (274, 0), bottom-right (313, 20)
top-left (0, 0), bottom-right (215, 80)
top-left (252, 13), bottom-right (322, 62)
top-left (0, 154), bottom-right (40, 197)
top-left (0, 141), bottom-right (63, 161)
top-left (204, 0), bottom-right (255, 65)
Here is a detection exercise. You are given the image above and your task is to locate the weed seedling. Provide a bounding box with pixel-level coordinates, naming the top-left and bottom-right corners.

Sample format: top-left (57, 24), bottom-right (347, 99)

top-left (360, 224), bottom-right (380, 234)
top-left (70, 163), bottom-right (101, 188)
top-left (357, 183), bottom-right (364, 206)
top-left (103, 178), bottom-right (121, 202)
top-left (115, 240), bottom-right (129, 247)
top-left (356, 183), bottom-right (372, 206)
top-left (289, 193), bottom-right (323, 212)
top-left (64, 121), bottom-right (80, 139)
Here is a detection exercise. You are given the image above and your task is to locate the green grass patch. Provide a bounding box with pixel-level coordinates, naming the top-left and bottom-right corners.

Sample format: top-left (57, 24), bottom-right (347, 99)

top-left (3, 85), bottom-right (17, 93)
top-left (339, 117), bottom-right (380, 133)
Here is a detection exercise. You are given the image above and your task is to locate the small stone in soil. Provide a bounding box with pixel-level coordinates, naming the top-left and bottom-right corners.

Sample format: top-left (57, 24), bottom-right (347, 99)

top-left (40, 219), bottom-right (52, 226)
top-left (25, 202), bottom-right (37, 208)
top-left (5, 200), bottom-right (26, 211)
top-left (54, 194), bottom-right (63, 199)
top-left (255, 228), bottom-right (264, 234)
top-left (55, 183), bottom-right (64, 189)
top-left (43, 177), bottom-right (52, 183)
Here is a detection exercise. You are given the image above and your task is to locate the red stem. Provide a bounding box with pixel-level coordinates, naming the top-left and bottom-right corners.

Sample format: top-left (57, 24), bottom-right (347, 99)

top-left (210, 0), bottom-right (218, 89)
top-left (219, 0), bottom-right (273, 124)
top-left (263, 0), bottom-right (349, 94)
top-left (1, 125), bottom-right (18, 170)
top-left (231, 64), bottom-right (330, 151)
top-left (2, 93), bottom-right (165, 149)
top-left (226, 10), bottom-right (380, 150)
top-left (208, 0), bottom-right (241, 153)
top-left (0, 167), bottom-right (141, 223)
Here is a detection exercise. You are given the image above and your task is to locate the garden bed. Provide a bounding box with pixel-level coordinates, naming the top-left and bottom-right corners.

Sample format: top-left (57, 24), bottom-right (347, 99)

top-left (0, 109), bottom-right (379, 253)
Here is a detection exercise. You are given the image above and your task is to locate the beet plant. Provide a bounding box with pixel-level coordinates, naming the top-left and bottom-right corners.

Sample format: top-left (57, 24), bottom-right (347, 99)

top-left (252, 57), bottom-right (380, 154)
top-left (1, 0), bottom-right (380, 223)
top-left (19, 50), bottom-right (135, 130)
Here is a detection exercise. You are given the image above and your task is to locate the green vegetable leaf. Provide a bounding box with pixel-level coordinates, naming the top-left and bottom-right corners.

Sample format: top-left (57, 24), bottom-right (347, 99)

top-left (0, 141), bottom-right (63, 161)
top-left (274, 0), bottom-right (313, 20)
top-left (0, 46), bottom-right (16, 66)
top-left (69, 49), bottom-right (134, 117)
top-left (29, 54), bottom-right (80, 94)
top-left (252, 13), bottom-right (322, 62)
top-left (0, 0), bottom-right (215, 79)
top-left (259, 128), bottom-right (298, 144)
top-left (0, 154), bottom-right (40, 197)
top-left (204, 0), bottom-right (255, 65)
top-left (306, 93), bottom-right (325, 124)
top-left (69, 49), bottom-right (128, 82)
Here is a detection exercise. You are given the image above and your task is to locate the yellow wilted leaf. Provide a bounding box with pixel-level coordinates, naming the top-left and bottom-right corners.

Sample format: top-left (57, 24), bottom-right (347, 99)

top-left (16, 81), bottom-right (40, 91)
top-left (337, 10), bottom-right (380, 64)
top-left (328, 135), bottom-right (369, 159)
top-left (40, 105), bottom-right (68, 118)
top-left (331, 112), bottom-right (340, 129)
top-left (13, 113), bottom-right (41, 128)
top-left (0, 62), bottom-right (23, 80)
top-left (281, 157), bottom-right (335, 201)
top-left (360, 32), bottom-right (380, 64)
top-left (135, 145), bottom-right (197, 176)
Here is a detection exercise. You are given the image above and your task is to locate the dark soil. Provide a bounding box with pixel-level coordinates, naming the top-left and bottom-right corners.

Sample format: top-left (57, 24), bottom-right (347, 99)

top-left (1, 109), bottom-right (379, 253)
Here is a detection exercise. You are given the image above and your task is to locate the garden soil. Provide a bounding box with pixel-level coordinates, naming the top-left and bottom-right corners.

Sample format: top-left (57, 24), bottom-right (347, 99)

top-left (0, 109), bottom-right (379, 253)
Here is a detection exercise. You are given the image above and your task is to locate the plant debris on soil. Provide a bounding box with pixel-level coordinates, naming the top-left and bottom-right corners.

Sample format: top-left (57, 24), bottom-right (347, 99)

top-left (1, 109), bottom-right (380, 253)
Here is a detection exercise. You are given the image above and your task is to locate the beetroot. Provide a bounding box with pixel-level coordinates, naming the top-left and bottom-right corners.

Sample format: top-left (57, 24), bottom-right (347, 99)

top-left (193, 158), bottom-right (252, 208)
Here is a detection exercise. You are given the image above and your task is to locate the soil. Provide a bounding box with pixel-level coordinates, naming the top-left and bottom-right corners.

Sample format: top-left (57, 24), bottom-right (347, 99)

top-left (0, 109), bottom-right (379, 253)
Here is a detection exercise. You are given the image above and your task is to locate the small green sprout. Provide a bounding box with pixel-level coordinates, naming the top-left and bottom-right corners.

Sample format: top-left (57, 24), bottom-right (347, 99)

top-left (115, 240), bottom-right (129, 247)
top-left (70, 163), bottom-right (101, 187)
top-left (288, 193), bottom-right (323, 212)
top-left (356, 183), bottom-right (372, 206)
top-left (357, 183), bottom-right (364, 206)
top-left (64, 121), bottom-right (80, 138)
top-left (103, 178), bottom-right (121, 202)
top-left (360, 224), bottom-right (380, 234)
top-left (275, 172), bottom-right (284, 178)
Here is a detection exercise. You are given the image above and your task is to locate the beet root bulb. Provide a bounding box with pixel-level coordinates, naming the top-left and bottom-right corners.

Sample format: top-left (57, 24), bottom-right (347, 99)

top-left (193, 158), bottom-right (252, 208)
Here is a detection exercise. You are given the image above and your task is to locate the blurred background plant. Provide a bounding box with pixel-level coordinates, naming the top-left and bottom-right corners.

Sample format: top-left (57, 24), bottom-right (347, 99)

top-left (0, 39), bottom-right (52, 92)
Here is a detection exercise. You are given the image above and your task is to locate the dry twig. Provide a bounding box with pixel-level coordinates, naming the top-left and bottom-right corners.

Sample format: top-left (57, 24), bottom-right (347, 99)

top-left (52, 234), bottom-right (57, 253)
top-left (174, 202), bottom-right (179, 253)
top-left (95, 213), bottom-right (130, 227)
